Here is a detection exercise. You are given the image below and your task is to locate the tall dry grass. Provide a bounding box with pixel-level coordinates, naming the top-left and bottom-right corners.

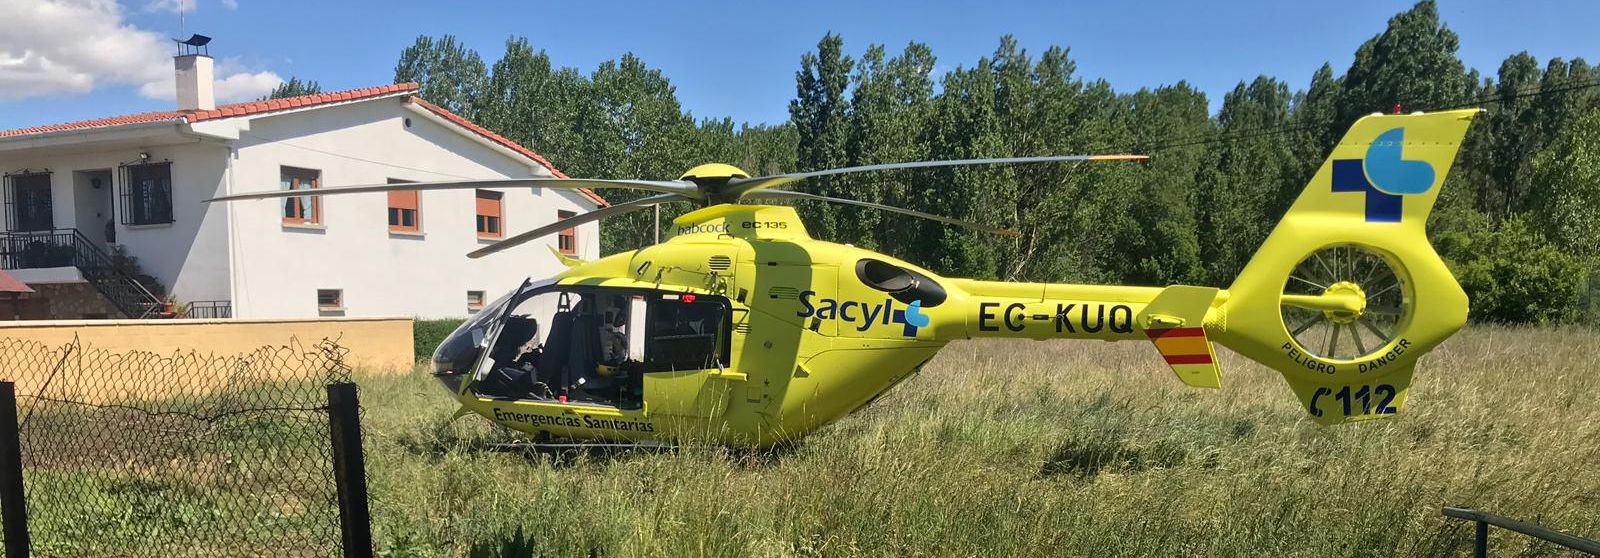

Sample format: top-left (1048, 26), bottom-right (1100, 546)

top-left (359, 325), bottom-right (1600, 557)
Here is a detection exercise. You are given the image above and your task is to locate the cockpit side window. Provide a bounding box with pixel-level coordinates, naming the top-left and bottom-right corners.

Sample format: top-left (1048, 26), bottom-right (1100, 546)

top-left (466, 286), bottom-right (730, 408)
top-left (645, 296), bottom-right (730, 372)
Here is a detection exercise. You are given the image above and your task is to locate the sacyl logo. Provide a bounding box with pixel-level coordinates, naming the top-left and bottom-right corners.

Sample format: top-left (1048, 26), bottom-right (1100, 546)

top-left (797, 292), bottom-right (929, 337)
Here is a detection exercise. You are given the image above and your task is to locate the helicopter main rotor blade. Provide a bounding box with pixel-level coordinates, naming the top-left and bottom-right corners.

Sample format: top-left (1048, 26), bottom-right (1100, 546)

top-left (722, 154), bottom-right (1148, 198)
top-left (746, 190), bottom-right (1021, 237)
top-left (467, 193), bottom-right (688, 259)
top-left (204, 177), bottom-right (699, 203)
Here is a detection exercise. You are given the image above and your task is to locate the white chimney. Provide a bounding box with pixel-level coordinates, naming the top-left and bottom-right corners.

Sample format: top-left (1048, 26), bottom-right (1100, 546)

top-left (174, 54), bottom-right (215, 111)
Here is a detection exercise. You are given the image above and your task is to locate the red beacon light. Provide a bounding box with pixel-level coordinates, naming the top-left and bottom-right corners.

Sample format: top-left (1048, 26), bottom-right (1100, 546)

top-left (682, 294), bottom-right (696, 303)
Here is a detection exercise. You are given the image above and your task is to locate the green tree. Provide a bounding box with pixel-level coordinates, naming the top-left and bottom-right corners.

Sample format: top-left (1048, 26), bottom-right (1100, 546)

top-left (379, 3), bottom-right (1600, 328)
top-left (1436, 213), bottom-right (1583, 324)
top-left (789, 33), bottom-right (855, 240)
top-left (922, 58), bottom-right (1006, 278)
top-left (1529, 106), bottom-right (1600, 267)
top-left (733, 123), bottom-right (799, 178)
top-left (845, 42), bottom-right (936, 252)
top-left (992, 42), bottom-right (1137, 283)
top-left (477, 38), bottom-right (594, 177)
top-left (1477, 52), bottom-right (1547, 217)
top-left (583, 54), bottom-right (700, 252)
top-left (264, 77), bottom-right (321, 99)
top-left (1336, 0), bottom-right (1472, 121)
top-left (1116, 83), bottom-right (1211, 286)
top-left (1197, 77), bottom-right (1298, 285)
top-left (1289, 64), bottom-right (1344, 182)
top-left (394, 35), bottom-right (489, 119)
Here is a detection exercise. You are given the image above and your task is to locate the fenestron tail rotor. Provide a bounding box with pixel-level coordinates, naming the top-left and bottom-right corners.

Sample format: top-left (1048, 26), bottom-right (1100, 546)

top-left (1278, 244), bottom-right (1411, 361)
top-left (202, 154), bottom-right (1146, 257)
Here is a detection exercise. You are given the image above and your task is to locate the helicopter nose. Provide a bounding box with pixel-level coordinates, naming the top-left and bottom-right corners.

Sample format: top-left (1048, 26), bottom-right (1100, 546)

top-left (434, 365), bottom-right (466, 394)
top-left (430, 316), bottom-right (487, 395)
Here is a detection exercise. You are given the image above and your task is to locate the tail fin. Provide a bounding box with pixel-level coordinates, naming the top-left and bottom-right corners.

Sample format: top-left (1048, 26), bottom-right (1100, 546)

top-left (1211, 109), bottom-right (1479, 424)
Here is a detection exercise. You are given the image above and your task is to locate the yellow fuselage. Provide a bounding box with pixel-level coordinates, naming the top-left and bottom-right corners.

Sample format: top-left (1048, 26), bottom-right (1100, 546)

top-left (449, 109), bottom-right (1480, 446)
top-left (453, 204), bottom-right (1199, 447)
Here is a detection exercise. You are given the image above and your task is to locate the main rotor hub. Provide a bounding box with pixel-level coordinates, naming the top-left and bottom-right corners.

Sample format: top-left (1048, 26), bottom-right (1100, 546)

top-left (1321, 281), bottom-right (1367, 324)
top-left (679, 163), bottom-right (750, 181)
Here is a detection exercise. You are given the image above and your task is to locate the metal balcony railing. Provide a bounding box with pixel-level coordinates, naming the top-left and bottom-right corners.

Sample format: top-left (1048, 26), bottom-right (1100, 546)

top-left (0, 229), bottom-right (166, 319)
top-left (182, 300), bottom-right (233, 319)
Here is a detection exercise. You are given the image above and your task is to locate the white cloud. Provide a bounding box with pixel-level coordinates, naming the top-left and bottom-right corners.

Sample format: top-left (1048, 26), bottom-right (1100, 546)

top-left (219, 0), bottom-right (235, 9)
top-left (139, 56), bottom-right (282, 102)
top-left (0, 0), bottom-right (281, 103)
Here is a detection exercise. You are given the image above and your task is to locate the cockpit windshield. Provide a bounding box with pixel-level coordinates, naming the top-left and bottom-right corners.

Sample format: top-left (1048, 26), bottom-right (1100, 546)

top-left (431, 279), bottom-right (550, 392)
top-left (462, 285), bottom-right (730, 409)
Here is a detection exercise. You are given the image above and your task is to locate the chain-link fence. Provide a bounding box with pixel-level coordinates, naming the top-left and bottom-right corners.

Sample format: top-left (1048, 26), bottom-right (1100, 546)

top-left (0, 335), bottom-right (356, 558)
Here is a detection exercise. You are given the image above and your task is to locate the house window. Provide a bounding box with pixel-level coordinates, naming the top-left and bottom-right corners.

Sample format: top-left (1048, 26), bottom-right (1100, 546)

top-left (317, 289), bottom-right (343, 311)
top-left (467, 290), bottom-right (485, 313)
top-left (281, 166), bottom-right (321, 225)
top-left (3, 172), bottom-right (53, 232)
top-left (120, 162), bottom-right (174, 225)
top-left (557, 210), bottom-right (577, 255)
top-left (387, 179), bottom-right (420, 233)
top-left (475, 190), bottom-right (503, 239)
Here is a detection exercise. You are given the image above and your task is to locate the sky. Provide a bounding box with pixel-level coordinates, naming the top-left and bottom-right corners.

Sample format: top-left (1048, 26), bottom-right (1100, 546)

top-left (0, 0), bottom-right (1594, 132)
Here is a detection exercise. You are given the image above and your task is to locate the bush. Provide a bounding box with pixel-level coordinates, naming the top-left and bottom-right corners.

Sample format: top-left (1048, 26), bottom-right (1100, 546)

top-left (413, 318), bottom-right (465, 362)
top-left (1437, 213), bottom-right (1584, 324)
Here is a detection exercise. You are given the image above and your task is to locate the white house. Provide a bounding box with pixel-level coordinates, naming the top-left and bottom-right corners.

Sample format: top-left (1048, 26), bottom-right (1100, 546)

top-left (0, 51), bottom-right (604, 320)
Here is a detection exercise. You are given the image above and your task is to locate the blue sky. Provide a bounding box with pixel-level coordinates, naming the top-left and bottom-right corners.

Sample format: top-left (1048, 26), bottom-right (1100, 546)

top-left (0, 0), bottom-right (1593, 131)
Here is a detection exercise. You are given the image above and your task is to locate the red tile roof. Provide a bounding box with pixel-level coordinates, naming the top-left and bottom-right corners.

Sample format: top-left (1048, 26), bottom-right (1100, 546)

top-left (0, 82), bottom-right (602, 205)
top-left (0, 83), bottom-right (417, 139)
top-left (189, 82), bottom-right (418, 123)
top-left (0, 270), bottom-right (33, 294)
top-left (409, 98), bottom-right (607, 207)
top-left (0, 109), bottom-right (185, 139)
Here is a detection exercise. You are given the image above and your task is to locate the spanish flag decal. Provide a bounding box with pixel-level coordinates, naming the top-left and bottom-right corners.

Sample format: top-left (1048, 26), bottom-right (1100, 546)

top-left (1146, 327), bottom-right (1222, 389)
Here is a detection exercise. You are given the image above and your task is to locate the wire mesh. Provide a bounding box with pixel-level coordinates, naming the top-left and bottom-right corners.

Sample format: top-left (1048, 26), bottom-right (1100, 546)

top-left (0, 335), bottom-right (352, 557)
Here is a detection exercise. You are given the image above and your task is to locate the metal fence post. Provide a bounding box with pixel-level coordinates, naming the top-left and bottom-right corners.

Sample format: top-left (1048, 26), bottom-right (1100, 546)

top-left (0, 382), bottom-right (29, 558)
top-left (1474, 520), bottom-right (1488, 558)
top-left (326, 382), bottom-right (372, 558)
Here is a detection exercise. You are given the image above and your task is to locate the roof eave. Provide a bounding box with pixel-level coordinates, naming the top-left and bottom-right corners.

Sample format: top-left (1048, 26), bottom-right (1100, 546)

top-left (0, 120), bottom-right (184, 153)
top-left (402, 98), bottom-right (608, 207)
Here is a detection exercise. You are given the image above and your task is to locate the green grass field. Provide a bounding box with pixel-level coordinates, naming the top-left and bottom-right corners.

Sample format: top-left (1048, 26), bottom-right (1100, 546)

top-left (354, 326), bottom-right (1600, 557)
top-left (13, 326), bottom-right (1597, 557)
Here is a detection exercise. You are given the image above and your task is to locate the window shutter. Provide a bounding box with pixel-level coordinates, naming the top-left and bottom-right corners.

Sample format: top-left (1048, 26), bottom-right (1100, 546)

top-left (388, 190), bottom-right (418, 210)
top-left (475, 190), bottom-right (502, 217)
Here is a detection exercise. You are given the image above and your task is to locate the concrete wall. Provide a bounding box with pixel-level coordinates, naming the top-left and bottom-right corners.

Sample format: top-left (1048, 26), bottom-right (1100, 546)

top-left (0, 316), bottom-right (414, 373)
top-left (224, 97), bottom-right (600, 320)
top-left (22, 283), bottom-right (124, 319)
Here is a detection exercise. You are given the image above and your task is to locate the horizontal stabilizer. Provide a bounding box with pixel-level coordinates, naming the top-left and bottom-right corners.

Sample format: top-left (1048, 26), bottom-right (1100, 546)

top-left (1138, 285), bottom-right (1222, 389)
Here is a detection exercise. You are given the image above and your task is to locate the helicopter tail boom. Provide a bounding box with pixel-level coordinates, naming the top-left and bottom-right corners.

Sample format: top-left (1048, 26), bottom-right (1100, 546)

top-left (1209, 108), bottom-right (1479, 423)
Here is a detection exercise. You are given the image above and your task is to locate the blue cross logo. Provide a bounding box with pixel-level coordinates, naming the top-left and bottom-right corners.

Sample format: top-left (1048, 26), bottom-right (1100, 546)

top-left (1331, 127), bottom-right (1437, 223)
top-left (891, 300), bottom-right (931, 337)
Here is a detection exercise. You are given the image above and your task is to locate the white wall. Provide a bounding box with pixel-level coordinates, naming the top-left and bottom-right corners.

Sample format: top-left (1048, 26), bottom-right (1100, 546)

top-left (227, 98), bottom-right (601, 319)
top-left (0, 139), bottom-right (235, 303)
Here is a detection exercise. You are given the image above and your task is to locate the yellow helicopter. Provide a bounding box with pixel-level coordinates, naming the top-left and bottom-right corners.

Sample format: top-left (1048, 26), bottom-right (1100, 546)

top-left (210, 108), bottom-right (1478, 448)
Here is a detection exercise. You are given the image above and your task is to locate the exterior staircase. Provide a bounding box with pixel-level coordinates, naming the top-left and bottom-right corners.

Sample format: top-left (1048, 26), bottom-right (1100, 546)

top-left (0, 229), bottom-right (167, 318)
